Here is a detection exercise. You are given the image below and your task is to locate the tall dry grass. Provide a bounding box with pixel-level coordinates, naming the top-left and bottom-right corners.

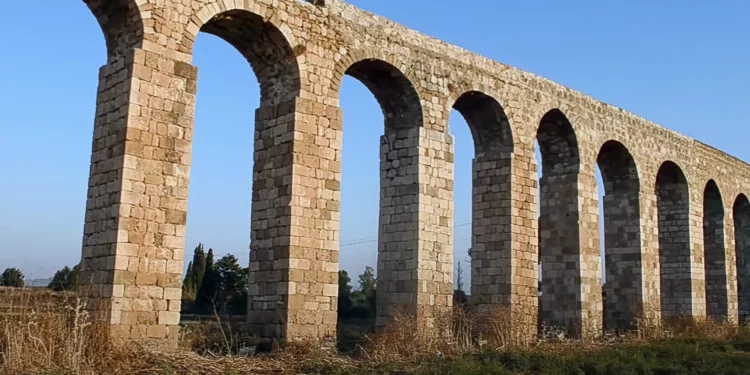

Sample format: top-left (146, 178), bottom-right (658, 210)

top-left (0, 287), bottom-right (298, 374)
top-left (1, 287), bottom-right (748, 374)
top-left (361, 303), bottom-right (539, 363)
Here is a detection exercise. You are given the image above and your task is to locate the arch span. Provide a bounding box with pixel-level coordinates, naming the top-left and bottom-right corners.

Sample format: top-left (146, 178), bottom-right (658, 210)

top-left (85, 0), bottom-right (145, 61)
top-left (197, 9), bottom-right (301, 105)
top-left (338, 58), bottom-right (423, 132)
top-left (656, 161), bottom-right (692, 319)
top-left (596, 140), bottom-right (642, 331)
top-left (452, 91), bottom-right (513, 156)
top-left (537, 109), bottom-right (580, 176)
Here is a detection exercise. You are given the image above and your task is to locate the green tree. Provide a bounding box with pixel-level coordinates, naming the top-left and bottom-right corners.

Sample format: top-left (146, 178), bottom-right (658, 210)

top-left (227, 266), bottom-right (249, 315)
top-left (182, 261), bottom-right (194, 301)
top-left (182, 244), bottom-right (207, 302)
top-left (48, 264), bottom-right (80, 292)
top-left (196, 248), bottom-right (219, 313)
top-left (215, 254), bottom-right (244, 313)
top-left (338, 270), bottom-right (353, 316)
top-left (2, 268), bottom-right (25, 288)
top-left (354, 266), bottom-right (376, 318)
top-left (358, 266), bottom-right (376, 296)
top-left (49, 266), bottom-right (70, 291)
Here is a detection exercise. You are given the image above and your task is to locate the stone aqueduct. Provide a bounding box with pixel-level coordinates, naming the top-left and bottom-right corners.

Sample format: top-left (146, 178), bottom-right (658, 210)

top-left (80, 0), bottom-right (750, 344)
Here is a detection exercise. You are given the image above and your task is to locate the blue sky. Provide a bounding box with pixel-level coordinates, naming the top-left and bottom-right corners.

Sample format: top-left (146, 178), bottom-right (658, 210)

top-left (0, 1), bottom-right (748, 281)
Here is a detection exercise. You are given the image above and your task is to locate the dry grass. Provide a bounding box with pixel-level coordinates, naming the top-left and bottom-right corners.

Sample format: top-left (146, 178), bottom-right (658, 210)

top-left (0, 287), bottom-right (305, 374)
top-left (1, 287), bottom-right (748, 374)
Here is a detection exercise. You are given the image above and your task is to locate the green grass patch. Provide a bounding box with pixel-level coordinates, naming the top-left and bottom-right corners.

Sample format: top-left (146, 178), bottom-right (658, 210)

top-left (304, 337), bottom-right (750, 375)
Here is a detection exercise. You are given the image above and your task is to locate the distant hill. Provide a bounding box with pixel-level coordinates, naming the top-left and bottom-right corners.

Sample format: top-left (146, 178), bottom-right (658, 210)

top-left (26, 278), bottom-right (52, 287)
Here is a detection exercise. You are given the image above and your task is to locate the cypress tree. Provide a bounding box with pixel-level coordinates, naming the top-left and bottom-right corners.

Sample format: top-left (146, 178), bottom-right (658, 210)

top-left (189, 244), bottom-right (207, 294)
top-left (182, 261), bottom-right (195, 301)
top-left (196, 248), bottom-right (219, 313)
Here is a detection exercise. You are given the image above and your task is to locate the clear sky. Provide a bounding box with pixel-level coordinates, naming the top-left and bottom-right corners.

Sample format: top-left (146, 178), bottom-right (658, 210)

top-left (0, 1), bottom-right (748, 282)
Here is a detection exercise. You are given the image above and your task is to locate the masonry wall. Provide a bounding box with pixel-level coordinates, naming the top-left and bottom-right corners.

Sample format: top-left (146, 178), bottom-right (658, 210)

top-left (82, 0), bottom-right (750, 345)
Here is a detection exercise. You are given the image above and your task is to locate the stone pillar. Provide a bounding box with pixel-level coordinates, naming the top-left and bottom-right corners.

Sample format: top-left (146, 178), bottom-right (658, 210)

top-left (656, 170), bottom-right (703, 320)
top-left (80, 48), bottom-right (197, 345)
top-left (688, 190), bottom-right (708, 319)
top-left (471, 149), bottom-right (538, 342)
top-left (704, 186), bottom-right (730, 321)
top-left (723, 209), bottom-right (739, 324)
top-left (471, 154), bottom-right (513, 309)
top-left (539, 169), bottom-right (602, 339)
top-left (247, 98), bottom-right (341, 342)
top-left (639, 190), bottom-right (663, 324)
top-left (733, 199), bottom-right (750, 324)
top-left (602, 191), bottom-right (646, 330)
top-left (376, 127), bottom-right (454, 331)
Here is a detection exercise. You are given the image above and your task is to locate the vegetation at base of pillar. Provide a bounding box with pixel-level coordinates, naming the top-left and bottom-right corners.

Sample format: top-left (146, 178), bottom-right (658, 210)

top-left (181, 244), bottom-right (249, 315)
top-left (1, 268), bottom-right (25, 288)
top-left (338, 267), bottom-right (377, 319)
top-left (48, 264), bottom-right (79, 292)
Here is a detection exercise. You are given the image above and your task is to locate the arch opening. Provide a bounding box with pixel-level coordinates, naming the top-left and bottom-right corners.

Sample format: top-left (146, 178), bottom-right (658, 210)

top-left (200, 10), bottom-right (301, 105)
top-left (704, 180), bottom-right (728, 321)
top-left (655, 161), bottom-right (691, 319)
top-left (332, 58), bottom-right (428, 327)
top-left (333, 58), bottom-right (427, 329)
top-left (449, 91), bottom-right (514, 312)
top-left (734, 194), bottom-right (750, 323)
top-left (596, 140), bottom-right (641, 331)
top-left (182, 8), bottom-right (303, 338)
top-left (536, 109), bottom-right (583, 335)
top-left (179, 23), bottom-right (264, 318)
top-left (334, 75), bottom-right (383, 338)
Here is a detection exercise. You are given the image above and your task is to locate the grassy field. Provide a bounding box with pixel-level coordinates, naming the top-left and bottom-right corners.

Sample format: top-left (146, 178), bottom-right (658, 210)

top-left (304, 338), bottom-right (750, 375)
top-left (2, 287), bottom-right (750, 374)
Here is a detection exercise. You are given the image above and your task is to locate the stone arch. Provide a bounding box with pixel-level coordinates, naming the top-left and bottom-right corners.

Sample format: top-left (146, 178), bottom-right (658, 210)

top-left (537, 109), bottom-right (580, 176)
top-left (596, 140), bottom-right (642, 330)
top-left (450, 90), bottom-right (514, 156)
top-left (85, 0), bottom-right (146, 61)
top-left (655, 161), bottom-right (692, 319)
top-left (704, 180), bottom-right (729, 321)
top-left (332, 52), bottom-right (424, 131)
top-left (187, 6), bottom-right (302, 105)
top-left (597, 141), bottom-right (640, 195)
top-left (536, 108), bottom-right (584, 334)
top-left (734, 193), bottom-right (750, 323)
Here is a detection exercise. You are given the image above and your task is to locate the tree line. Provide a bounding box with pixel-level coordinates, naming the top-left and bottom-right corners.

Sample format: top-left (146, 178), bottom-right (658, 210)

top-left (4, 243), bottom-right (470, 319)
top-left (181, 243), bottom-right (249, 315)
top-left (0, 268), bottom-right (26, 288)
